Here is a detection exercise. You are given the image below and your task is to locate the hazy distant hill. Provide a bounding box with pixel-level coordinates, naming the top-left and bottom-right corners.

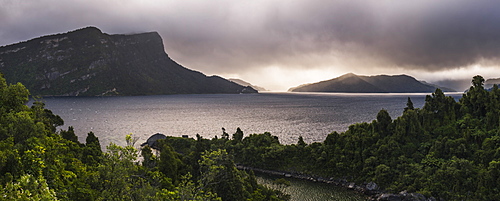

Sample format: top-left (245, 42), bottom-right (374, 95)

top-left (289, 73), bottom-right (455, 93)
top-left (228, 78), bottom-right (267, 92)
top-left (485, 78), bottom-right (500, 89)
top-left (433, 79), bottom-right (471, 92)
top-left (0, 27), bottom-right (256, 96)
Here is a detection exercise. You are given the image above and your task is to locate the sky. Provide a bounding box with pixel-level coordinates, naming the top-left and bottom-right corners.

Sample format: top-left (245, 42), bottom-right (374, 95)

top-left (1, 0), bottom-right (500, 91)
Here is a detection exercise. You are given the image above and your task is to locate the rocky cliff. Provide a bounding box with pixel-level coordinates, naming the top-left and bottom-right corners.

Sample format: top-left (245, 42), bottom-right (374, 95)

top-left (0, 27), bottom-right (256, 96)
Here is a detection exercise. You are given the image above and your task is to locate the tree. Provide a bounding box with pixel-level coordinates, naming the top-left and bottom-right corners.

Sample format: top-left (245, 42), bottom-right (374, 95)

top-left (82, 132), bottom-right (102, 166)
top-left (297, 136), bottom-right (307, 147)
top-left (232, 127), bottom-right (244, 142)
top-left (158, 142), bottom-right (183, 183)
top-left (156, 173), bottom-right (221, 201)
top-left (404, 97), bottom-right (414, 112)
top-left (95, 142), bottom-right (156, 200)
top-left (30, 101), bottom-right (64, 133)
top-left (199, 149), bottom-right (246, 201)
top-left (0, 174), bottom-right (58, 201)
top-left (461, 75), bottom-right (488, 118)
top-left (221, 128), bottom-right (229, 140)
top-left (375, 109), bottom-right (392, 134)
top-left (472, 75), bottom-right (485, 89)
top-left (61, 126), bottom-right (79, 144)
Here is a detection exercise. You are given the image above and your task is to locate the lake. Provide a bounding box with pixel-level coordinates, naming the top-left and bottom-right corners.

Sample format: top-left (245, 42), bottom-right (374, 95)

top-left (39, 91), bottom-right (463, 200)
top-left (41, 92), bottom-right (463, 148)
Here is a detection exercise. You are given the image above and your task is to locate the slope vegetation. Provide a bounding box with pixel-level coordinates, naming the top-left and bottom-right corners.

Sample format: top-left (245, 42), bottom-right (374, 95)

top-left (0, 27), bottom-right (255, 96)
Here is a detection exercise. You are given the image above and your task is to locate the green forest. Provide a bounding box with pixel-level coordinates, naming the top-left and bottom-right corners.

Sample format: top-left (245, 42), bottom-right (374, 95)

top-left (0, 73), bottom-right (287, 201)
top-left (1, 73), bottom-right (500, 200)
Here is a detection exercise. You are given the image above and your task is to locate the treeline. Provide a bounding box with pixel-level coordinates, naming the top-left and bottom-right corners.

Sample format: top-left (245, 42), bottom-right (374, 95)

top-left (205, 75), bottom-right (498, 200)
top-left (2, 73), bottom-right (499, 200)
top-left (0, 73), bottom-right (287, 201)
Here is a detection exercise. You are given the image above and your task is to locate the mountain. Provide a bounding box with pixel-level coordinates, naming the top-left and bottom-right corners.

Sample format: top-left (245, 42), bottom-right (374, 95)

top-left (228, 78), bottom-right (267, 92)
top-left (289, 73), bottom-right (455, 93)
top-left (433, 79), bottom-right (471, 92)
top-left (0, 27), bottom-right (256, 96)
top-left (485, 78), bottom-right (500, 89)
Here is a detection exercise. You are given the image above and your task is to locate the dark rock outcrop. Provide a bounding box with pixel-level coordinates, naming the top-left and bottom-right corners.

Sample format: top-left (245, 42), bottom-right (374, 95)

top-left (141, 133), bottom-right (167, 150)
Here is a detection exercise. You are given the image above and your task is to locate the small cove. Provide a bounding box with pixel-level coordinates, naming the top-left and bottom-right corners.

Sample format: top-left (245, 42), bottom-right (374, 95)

top-left (255, 172), bottom-right (365, 201)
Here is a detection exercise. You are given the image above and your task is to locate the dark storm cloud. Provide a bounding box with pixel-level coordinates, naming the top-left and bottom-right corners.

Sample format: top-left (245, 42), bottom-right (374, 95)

top-left (384, 1), bottom-right (500, 69)
top-left (156, 0), bottom-right (500, 74)
top-left (256, 0), bottom-right (500, 71)
top-left (2, 0), bottom-right (500, 76)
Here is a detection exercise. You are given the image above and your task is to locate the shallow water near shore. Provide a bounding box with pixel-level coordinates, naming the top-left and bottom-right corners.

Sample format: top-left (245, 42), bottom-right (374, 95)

top-left (255, 173), bottom-right (365, 201)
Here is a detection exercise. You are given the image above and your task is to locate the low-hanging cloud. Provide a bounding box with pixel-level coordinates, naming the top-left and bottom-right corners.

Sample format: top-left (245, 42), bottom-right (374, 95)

top-left (1, 0), bottom-right (500, 90)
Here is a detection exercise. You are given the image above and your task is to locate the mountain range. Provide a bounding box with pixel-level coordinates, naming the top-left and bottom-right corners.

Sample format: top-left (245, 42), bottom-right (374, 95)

top-left (289, 73), bottom-right (455, 93)
top-left (0, 27), bottom-right (256, 96)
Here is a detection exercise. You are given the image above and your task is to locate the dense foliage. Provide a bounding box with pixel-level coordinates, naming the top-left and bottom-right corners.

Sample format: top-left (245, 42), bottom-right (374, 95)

top-left (2, 72), bottom-right (499, 200)
top-left (222, 75), bottom-right (500, 200)
top-left (0, 73), bottom-right (283, 201)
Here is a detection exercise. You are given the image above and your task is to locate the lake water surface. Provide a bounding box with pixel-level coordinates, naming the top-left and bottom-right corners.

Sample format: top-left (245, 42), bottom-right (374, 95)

top-left (40, 92), bottom-right (463, 200)
top-left (41, 92), bottom-right (463, 147)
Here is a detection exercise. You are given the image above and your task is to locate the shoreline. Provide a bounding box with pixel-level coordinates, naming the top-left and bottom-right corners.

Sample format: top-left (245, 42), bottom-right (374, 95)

top-left (237, 165), bottom-right (438, 201)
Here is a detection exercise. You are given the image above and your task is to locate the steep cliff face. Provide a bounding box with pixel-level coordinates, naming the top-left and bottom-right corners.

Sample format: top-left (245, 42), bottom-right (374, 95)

top-left (0, 27), bottom-right (256, 96)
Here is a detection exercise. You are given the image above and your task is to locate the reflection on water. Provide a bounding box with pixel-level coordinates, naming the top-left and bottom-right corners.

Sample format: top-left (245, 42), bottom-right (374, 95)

top-left (255, 173), bottom-right (365, 201)
top-left (39, 92), bottom-right (462, 148)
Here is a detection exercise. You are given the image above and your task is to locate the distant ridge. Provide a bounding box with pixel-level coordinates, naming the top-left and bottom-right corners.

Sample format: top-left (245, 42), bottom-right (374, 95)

top-left (228, 78), bottom-right (267, 92)
top-left (289, 73), bottom-right (455, 93)
top-left (0, 27), bottom-right (256, 96)
top-left (485, 78), bottom-right (500, 89)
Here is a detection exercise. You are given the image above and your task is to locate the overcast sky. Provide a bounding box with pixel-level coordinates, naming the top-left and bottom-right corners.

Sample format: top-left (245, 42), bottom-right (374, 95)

top-left (1, 0), bottom-right (500, 91)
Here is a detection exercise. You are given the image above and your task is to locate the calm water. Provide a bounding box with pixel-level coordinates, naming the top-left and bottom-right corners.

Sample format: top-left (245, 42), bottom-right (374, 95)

top-left (256, 173), bottom-right (365, 201)
top-left (40, 92), bottom-right (463, 200)
top-left (41, 92), bottom-right (463, 147)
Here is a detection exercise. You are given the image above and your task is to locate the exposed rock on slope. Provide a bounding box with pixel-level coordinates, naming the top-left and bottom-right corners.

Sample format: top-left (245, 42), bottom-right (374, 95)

top-left (0, 27), bottom-right (256, 96)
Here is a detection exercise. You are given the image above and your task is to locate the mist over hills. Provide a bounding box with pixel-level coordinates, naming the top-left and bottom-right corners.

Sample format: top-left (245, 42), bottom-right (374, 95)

top-left (289, 73), bottom-right (455, 93)
top-left (228, 78), bottom-right (267, 92)
top-left (435, 77), bottom-right (500, 92)
top-left (0, 27), bottom-right (256, 96)
top-left (485, 78), bottom-right (500, 89)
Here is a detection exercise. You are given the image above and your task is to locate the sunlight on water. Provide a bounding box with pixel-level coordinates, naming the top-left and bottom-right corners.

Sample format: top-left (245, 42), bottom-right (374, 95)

top-left (39, 92), bottom-right (463, 148)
